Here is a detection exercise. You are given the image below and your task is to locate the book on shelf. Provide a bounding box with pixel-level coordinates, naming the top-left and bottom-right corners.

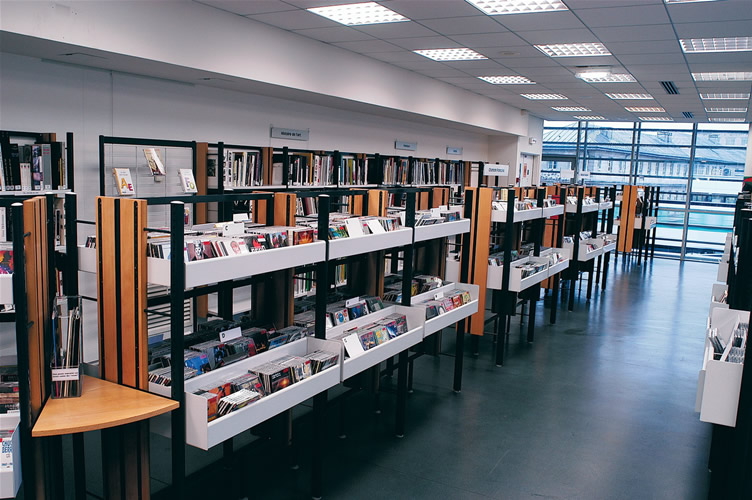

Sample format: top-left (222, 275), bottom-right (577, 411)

top-left (178, 168), bottom-right (198, 193)
top-left (0, 137), bottom-right (67, 192)
top-left (143, 148), bottom-right (166, 176)
top-left (339, 155), bottom-right (368, 185)
top-left (224, 149), bottom-right (262, 188)
top-left (113, 168), bottom-right (135, 196)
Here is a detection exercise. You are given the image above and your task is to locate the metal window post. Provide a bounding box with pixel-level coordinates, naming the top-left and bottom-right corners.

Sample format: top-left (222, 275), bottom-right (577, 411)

top-left (681, 123), bottom-right (699, 261)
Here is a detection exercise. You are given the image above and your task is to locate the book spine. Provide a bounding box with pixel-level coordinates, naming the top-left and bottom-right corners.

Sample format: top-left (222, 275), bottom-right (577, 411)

top-left (10, 144), bottom-right (20, 190)
top-left (42, 143), bottom-right (52, 190)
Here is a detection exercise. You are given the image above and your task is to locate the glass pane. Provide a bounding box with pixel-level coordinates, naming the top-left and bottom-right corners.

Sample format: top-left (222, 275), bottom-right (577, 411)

top-left (543, 126), bottom-right (579, 144)
top-left (541, 158), bottom-right (574, 185)
top-left (582, 158), bottom-right (630, 186)
top-left (640, 122), bottom-right (694, 131)
top-left (586, 121), bottom-right (635, 129)
top-left (584, 127), bottom-right (634, 145)
top-left (696, 131), bottom-right (748, 148)
top-left (639, 129), bottom-right (693, 146)
top-left (654, 208), bottom-right (685, 258)
top-left (685, 212), bottom-right (731, 262)
top-left (634, 160), bottom-right (689, 205)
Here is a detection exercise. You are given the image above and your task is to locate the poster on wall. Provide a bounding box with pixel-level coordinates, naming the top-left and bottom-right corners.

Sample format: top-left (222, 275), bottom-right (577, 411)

top-left (519, 154), bottom-right (533, 187)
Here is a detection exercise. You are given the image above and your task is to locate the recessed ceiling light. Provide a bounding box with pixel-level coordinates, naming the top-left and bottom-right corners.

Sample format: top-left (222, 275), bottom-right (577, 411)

top-left (573, 115), bottom-right (605, 120)
top-left (692, 72), bottom-right (752, 81)
top-left (606, 93), bottom-right (654, 100)
top-left (639, 116), bottom-right (673, 121)
top-left (479, 75), bottom-right (536, 84)
top-left (578, 73), bottom-right (636, 83)
top-left (552, 106), bottom-right (591, 111)
top-left (700, 93), bottom-right (751, 99)
top-left (681, 37), bottom-right (752, 53)
top-left (414, 48), bottom-right (487, 61)
top-left (307, 2), bottom-right (408, 25)
top-left (625, 106), bottom-right (666, 112)
top-left (709, 117), bottom-right (746, 122)
top-left (520, 93), bottom-right (568, 100)
top-left (665, 0), bottom-right (724, 3)
top-left (705, 107), bottom-right (748, 112)
top-left (465, 0), bottom-right (568, 15)
top-left (535, 42), bottom-right (611, 58)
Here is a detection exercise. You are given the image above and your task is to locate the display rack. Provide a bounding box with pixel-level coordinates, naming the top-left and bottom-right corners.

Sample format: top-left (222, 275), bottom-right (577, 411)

top-left (616, 185), bottom-right (659, 263)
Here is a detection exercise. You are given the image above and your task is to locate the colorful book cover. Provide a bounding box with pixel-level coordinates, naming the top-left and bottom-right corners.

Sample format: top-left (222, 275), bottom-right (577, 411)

top-left (0, 250), bottom-right (13, 274)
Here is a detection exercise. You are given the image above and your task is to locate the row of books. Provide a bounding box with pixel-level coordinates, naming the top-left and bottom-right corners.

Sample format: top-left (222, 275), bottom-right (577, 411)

top-left (340, 156), bottom-right (368, 185)
top-left (330, 313), bottom-right (409, 359)
top-left (0, 380), bottom-right (18, 414)
top-left (413, 209), bottom-right (461, 226)
top-left (293, 264), bottom-right (346, 298)
top-left (224, 149), bottom-right (263, 188)
top-left (194, 349), bottom-right (339, 422)
top-left (0, 140), bottom-right (67, 192)
top-left (414, 287), bottom-right (473, 320)
top-left (382, 274), bottom-right (444, 303)
top-left (294, 295), bottom-right (385, 331)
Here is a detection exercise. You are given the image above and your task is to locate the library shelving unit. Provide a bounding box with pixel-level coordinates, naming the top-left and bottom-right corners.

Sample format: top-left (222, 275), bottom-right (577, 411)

top-left (369, 153), bottom-right (468, 199)
top-left (697, 193), bottom-right (752, 499)
top-left (450, 186), bottom-right (570, 366)
top-left (616, 185), bottom-right (660, 263)
top-left (0, 130), bottom-right (75, 193)
top-left (559, 184), bottom-right (617, 310)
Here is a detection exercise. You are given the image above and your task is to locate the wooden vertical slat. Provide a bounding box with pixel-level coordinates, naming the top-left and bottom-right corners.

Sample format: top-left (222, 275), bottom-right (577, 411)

top-left (195, 142), bottom-right (208, 225)
top-left (367, 189), bottom-right (387, 217)
top-left (462, 187), bottom-right (493, 336)
top-left (262, 147), bottom-right (273, 186)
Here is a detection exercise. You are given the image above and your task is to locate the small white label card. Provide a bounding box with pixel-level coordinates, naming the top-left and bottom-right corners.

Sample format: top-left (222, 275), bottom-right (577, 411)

top-left (345, 219), bottom-right (365, 237)
top-left (366, 219), bottom-right (386, 234)
top-left (345, 297), bottom-right (361, 308)
top-left (434, 291), bottom-right (445, 300)
top-left (219, 327), bottom-right (242, 342)
top-left (222, 222), bottom-right (244, 236)
top-left (342, 333), bottom-right (366, 358)
top-left (51, 368), bottom-right (80, 382)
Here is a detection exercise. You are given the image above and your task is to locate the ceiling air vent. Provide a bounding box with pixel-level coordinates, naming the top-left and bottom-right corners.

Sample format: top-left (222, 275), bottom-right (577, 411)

top-left (661, 81), bottom-right (680, 95)
top-left (682, 111), bottom-right (694, 118)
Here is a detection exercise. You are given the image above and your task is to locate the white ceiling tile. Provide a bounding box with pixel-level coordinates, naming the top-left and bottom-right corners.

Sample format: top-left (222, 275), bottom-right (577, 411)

top-left (293, 26), bottom-right (375, 43)
top-left (284, 0), bottom-right (369, 7)
top-left (389, 36), bottom-right (463, 50)
top-left (248, 9), bottom-right (340, 30)
top-left (442, 59), bottom-right (508, 70)
top-left (498, 57), bottom-right (563, 68)
top-left (515, 28), bottom-right (601, 45)
top-left (391, 60), bottom-right (450, 71)
top-left (690, 62), bottom-right (752, 73)
top-left (418, 16), bottom-right (506, 35)
top-left (495, 11), bottom-right (586, 31)
top-left (673, 20), bottom-right (752, 38)
top-left (449, 32), bottom-right (528, 48)
top-left (619, 53), bottom-right (685, 65)
top-left (686, 53), bottom-right (752, 65)
top-left (367, 50), bottom-right (434, 62)
top-left (552, 55), bottom-right (621, 66)
top-left (487, 45), bottom-right (551, 58)
top-left (606, 40), bottom-right (682, 55)
top-left (565, 0), bottom-right (663, 7)
top-left (333, 39), bottom-right (403, 53)
top-left (196, 0), bottom-right (296, 15)
top-left (438, 76), bottom-right (489, 84)
top-left (517, 66), bottom-right (574, 76)
top-left (414, 67), bottom-right (473, 78)
top-left (667, 0), bottom-right (752, 23)
top-left (352, 20), bottom-right (438, 39)
top-left (593, 24), bottom-right (676, 42)
top-left (574, 5), bottom-right (670, 28)
top-left (386, 0), bottom-right (485, 20)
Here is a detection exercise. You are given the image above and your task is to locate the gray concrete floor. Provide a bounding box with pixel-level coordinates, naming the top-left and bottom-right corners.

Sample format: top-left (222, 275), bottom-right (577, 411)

top-left (60, 256), bottom-right (715, 499)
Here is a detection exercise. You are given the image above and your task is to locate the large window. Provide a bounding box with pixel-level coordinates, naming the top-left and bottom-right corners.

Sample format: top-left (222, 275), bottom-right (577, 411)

top-left (543, 120), bottom-right (750, 262)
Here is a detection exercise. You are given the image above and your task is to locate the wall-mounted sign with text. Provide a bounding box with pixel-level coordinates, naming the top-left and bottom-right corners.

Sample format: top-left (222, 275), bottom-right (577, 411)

top-left (579, 171), bottom-right (591, 178)
top-left (485, 164), bottom-right (509, 177)
top-left (271, 127), bottom-right (309, 141)
top-left (395, 140), bottom-right (417, 151)
top-left (446, 147), bottom-right (463, 155)
top-left (560, 169), bottom-right (575, 179)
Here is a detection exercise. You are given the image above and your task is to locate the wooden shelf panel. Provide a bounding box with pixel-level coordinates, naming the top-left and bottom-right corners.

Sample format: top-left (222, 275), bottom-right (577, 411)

top-left (32, 375), bottom-right (178, 437)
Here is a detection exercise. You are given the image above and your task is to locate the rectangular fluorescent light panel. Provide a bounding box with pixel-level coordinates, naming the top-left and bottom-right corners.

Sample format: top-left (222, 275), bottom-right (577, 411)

top-left (606, 93), bottom-right (654, 100)
top-left (693, 72), bottom-right (752, 81)
top-left (465, 0), bottom-right (568, 15)
top-left (573, 116), bottom-right (605, 120)
top-left (520, 93), bottom-right (568, 100)
top-left (709, 117), bottom-right (746, 122)
top-left (552, 106), bottom-right (591, 111)
top-left (639, 116), bottom-right (673, 121)
top-left (625, 106), bottom-right (665, 112)
top-left (700, 93), bottom-right (750, 99)
top-left (479, 76), bottom-right (535, 84)
top-left (535, 43), bottom-right (611, 57)
top-left (681, 37), bottom-right (752, 53)
top-left (578, 73), bottom-right (636, 83)
top-left (705, 107), bottom-right (748, 112)
top-left (307, 2), bottom-right (408, 25)
top-left (414, 48), bottom-right (487, 61)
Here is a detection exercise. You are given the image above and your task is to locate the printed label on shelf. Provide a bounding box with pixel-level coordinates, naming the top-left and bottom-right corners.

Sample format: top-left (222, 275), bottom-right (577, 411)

top-left (434, 291), bottom-right (445, 300)
top-left (222, 222), bottom-right (244, 236)
top-left (395, 141), bottom-right (417, 151)
top-left (51, 368), bottom-right (80, 381)
top-left (270, 127), bottom-right (309, 141)
top-left (342, 333), bottom-right (366, 358)
top-left (345, 297), bottom-right (361, 308)
top-left (485, 164), bottom-right (509, 177)
top-left (430, 208), bottom-right (442, 217)
top-left (219, 327), bottom-right (242, 342)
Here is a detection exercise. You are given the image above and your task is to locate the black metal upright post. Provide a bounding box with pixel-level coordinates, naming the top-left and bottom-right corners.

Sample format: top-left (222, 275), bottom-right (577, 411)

top-left (568, 187), bottom-right (584, 311)
top-left (602, 186), bottom-right (616, 291)
top-left (169, 201), bottom-right (186, 497)
top-left (496, 188), bottom-right (516, 366)
top-left (12, 203), bottom-right (36, 500)
top-left (312, 195), bottom-right (330, 500)
top-left (651, 186), bottom-right (660, 259)
top-left (66, 132), bottom-right (75, 191)
top-left (550, 186), bottom-right (565, 324)
top-left (396, 191), bottom-right (416, 437)
top-left (453, 189), bottom-right (474, 393)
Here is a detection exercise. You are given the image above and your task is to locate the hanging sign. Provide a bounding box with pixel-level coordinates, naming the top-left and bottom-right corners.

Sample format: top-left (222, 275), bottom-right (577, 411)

top-left (485, 164), bottom-right (509, 177)
top-left (446, 147), bottom-right (463, 155)
top-left (395, 141), bottom-right (417, 151)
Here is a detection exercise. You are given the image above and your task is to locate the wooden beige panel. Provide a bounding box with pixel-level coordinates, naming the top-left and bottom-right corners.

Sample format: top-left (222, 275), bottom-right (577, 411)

top-left (418, 192), bottom-right (429, 210)
top-left (252, 192), bottom-right (268, 225)
top-left (97, 197), bottom-right (119, 382)
top-left (195, 142), bottom-right (208, 225)
top-left (262, 147), bottom-right (273, 185)
top-left (119, 200), bottom-right (138, 388)
top-left (462, 187), bottom-right (493, 336)
top-left (618, 186), bottom-right (638, 252)
top-left (432, 187), bottom-right (449, 208)
top-left (367, 190), bottom-right (387, 217)
top-left (274, 193), bottom-right (297, 226)
top-left (349, 194), bottom-right (364, 216)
